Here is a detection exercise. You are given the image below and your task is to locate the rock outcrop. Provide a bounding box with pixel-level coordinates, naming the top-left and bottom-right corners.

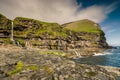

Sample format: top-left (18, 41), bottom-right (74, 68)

top-left (0, 48), bottom-right (119, 80)
top-left (0, 14), bottom-right (11, 44)
top-left (0, 14), bottom-right (109, 56)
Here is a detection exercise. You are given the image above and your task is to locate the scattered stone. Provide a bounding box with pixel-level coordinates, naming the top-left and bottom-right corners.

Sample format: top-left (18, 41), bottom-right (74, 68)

top-left (0, 48), bottom-right (119, 80)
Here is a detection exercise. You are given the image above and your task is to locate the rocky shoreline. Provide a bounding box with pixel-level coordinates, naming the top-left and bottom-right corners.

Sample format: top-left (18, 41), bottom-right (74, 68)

top-left (0, 46), bottom-right (120, 80)
top-left (99, 66), bottom-right (120, 76)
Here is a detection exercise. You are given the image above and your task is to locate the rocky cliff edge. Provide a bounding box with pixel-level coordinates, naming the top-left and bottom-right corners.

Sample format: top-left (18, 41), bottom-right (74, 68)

top-left (0, 13), bottom-right (110, 56)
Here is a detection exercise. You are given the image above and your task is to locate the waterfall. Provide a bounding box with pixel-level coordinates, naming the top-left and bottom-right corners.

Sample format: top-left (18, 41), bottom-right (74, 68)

top-left (16, 41), bottom-right (22, 48)
top-left (10, 21), bottom-right (22, 47)
top-left (10, 21), bottom-right (14, 41)
top-left (74, 50), bottom-right (81, 57)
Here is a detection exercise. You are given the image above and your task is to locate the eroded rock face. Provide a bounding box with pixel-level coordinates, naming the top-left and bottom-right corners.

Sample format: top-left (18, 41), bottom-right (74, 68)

top-left (0, 14), bottom-right (109, 55)
top-left (0, 14), bottom-right (11, 45)
top-left (13, 17), bottom-right (108, 49)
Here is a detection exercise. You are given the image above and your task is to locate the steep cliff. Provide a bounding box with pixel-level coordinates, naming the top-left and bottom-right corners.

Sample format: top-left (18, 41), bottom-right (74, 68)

top-left (0, 14), bottom-right (11, 44)
top-left (0, 14), bottom-right (109, 55)
top-left (13, 17), bottom-right (67, 48)
top-left (62, 19), bottom-right (108, 48)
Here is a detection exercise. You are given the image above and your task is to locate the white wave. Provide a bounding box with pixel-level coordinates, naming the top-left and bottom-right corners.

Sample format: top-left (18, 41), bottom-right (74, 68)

top-left (104, 52), bottom-right (113, 55)
top-left (93, 52), bottom-right (113, 56)
top-left (93, 53), bottom-right (105, 56)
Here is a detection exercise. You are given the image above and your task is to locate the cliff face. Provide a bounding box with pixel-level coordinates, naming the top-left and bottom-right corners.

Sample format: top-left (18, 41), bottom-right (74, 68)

top-left (0, 14), bottom-right (109, 55)
top-left (0, 14), bottom-right (11, 44)
top-left (62, 19), bottom-right (108, 49)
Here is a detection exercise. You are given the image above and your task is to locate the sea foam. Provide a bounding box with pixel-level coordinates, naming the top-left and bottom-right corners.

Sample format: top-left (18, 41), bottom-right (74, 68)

top-left (93, 52), bottom-right (113, 56)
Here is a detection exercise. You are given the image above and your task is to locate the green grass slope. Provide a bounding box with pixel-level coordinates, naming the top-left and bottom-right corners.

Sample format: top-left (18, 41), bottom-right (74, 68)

top-left (13, 17), bottom-right (67, 38)
top-left (63, 19), bottom-right (103, 34)
top-left (0, 14), bottom-right (11, 30)
top-left (0, 14), bottom-right (12, 44)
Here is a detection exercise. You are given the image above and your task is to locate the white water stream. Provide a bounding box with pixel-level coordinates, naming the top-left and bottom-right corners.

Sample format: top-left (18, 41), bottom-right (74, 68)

top-left (10, 21), bottom-right (14, 41)
top-left (10, 21), bottom-right (22, 47)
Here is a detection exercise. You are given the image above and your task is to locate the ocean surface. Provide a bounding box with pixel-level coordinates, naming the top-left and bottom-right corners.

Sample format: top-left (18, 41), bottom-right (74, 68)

top-left (74, 46), bottom-right (120, 67)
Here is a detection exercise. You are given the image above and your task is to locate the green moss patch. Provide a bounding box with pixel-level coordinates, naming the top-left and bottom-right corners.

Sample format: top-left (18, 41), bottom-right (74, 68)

top-left (7, 61), bottom-right (24, 76)
top-left (85, 71), bottom-right (97, 77)
top-left (0, 38), bottom-right (11, 44)
top-left (7, 61), bottom-right (38, 76)
top-left (0, 14), bottom-right (11, 30)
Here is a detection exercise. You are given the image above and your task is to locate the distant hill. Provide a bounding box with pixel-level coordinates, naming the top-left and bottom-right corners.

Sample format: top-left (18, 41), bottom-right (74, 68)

top-left (62, 19), bottom-right (103, 33)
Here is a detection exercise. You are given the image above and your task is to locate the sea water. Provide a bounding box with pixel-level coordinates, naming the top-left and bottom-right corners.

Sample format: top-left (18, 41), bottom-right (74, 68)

top-left (74, 46), bottom-right (120, 67)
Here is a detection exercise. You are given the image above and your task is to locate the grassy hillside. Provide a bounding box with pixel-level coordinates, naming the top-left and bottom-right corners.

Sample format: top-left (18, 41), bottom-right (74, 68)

top-left (0, 14), bottom-right (11, 30)
top-left (0, 13), bottom-right (108, 48)
top-left (13, 17), bottom-right (67, 38)
top-left (63, 19), bottom-right (103, 33)
top-left (0, 14), bottom-right (12, 44)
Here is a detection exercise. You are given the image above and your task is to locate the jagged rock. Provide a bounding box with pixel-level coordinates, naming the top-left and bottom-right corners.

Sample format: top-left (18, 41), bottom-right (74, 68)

top-left (0, 49), bottom-right (119, 80)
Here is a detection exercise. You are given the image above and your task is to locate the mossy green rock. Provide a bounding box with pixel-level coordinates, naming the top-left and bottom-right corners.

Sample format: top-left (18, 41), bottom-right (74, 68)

top-left (13, 17), bottom-right (67, 38)
top-left (0, 14), bottom-right (11, 30)
top-left (0, 14), bottom-right (11, 44)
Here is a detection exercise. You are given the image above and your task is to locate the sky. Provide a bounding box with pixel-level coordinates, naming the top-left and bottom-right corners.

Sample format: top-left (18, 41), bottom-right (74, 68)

top-left (76, 0), bottom-right (120, 46)
top-left (0, 0), bottom-right (120, 46)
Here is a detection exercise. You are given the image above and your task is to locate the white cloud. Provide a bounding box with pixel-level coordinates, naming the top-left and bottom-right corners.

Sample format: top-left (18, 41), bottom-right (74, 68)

top-left (0, 0), bottom-right (116, 24)
top-left (101, 21), bottom-right (119, 34)
top-left (102, 26), bottom-right (116, 34)
top-left (107, 29), bottom-right (116, 33)
top-left (101, 26), bottom-right (109, 31)
top-left (108, 42), bottom-right (120, 46)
